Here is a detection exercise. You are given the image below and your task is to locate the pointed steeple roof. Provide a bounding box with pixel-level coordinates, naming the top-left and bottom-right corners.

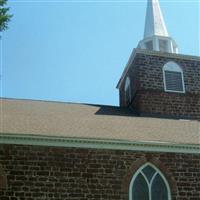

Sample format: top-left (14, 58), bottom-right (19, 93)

top-left (138, 0), bottom-right (178, 53)
top-left (144, 0), bottom-right (169, 38)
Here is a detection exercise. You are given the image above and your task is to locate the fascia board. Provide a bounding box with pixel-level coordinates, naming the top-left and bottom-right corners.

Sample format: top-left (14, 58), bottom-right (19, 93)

top-left (0, 133), bottom-right (199, 154)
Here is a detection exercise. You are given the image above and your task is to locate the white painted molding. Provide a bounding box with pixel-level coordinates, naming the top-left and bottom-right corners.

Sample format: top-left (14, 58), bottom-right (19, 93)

top-left (0, 133), bottom-right (199, 154)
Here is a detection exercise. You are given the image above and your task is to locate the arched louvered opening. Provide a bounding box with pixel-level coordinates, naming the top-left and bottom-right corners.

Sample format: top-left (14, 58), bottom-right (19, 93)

top-left (163, 61), bottom-right (185, 93)
top-left (124, 77), bottom-right (131, 105)
top-left (129, 163), bottom-right (171, 200)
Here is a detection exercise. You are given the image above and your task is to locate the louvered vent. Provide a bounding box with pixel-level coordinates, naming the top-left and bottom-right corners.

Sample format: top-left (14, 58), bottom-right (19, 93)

top-left (145, 41), bottom-right (153, 50)
top-left (164, 71), bottom-right (184, 92)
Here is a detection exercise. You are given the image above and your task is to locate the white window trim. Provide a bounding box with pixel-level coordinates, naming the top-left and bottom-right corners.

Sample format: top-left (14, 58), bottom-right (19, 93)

top-left (129, 162), bottom-right (171, 200)
top-left (163, 61), bottom-right (185, 93)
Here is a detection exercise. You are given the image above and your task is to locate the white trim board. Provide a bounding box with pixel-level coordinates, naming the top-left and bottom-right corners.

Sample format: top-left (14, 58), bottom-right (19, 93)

top-left (0, 133), bottom-right (199, 154)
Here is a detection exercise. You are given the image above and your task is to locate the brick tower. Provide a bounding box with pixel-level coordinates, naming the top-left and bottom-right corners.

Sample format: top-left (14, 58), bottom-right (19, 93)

top-left (117, 0), bottom-right (200, 120)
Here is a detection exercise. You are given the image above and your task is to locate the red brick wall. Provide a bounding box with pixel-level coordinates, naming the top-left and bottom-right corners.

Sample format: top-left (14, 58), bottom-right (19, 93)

top-left (132, 90), bottom-right (200, 119)
top-left (0, 144), bottom-right (199, 200)
top-left (119, 52), bottom-right (200, 120)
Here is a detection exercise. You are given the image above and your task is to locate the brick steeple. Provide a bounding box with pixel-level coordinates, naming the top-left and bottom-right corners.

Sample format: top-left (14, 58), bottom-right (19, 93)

top-left (117, 0), bottom-right (200, 120)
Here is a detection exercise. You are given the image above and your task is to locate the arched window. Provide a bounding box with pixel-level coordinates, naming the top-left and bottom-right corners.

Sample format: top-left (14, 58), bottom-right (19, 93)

top-left (129, 163), bottom-right (171, 200)
top-left (124, 77), bottom-right (131, 104)
top-left (163, 61), bottom-right (185, 93)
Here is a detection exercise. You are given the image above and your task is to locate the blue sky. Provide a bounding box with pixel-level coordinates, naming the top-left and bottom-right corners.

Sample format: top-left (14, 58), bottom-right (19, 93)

top-left (1, 0), bottom-right (199, 106)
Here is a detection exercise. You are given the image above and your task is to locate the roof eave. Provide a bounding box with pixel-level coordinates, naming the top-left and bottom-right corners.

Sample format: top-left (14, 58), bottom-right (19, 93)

top-left (0, 133), bottom-right (200, 154)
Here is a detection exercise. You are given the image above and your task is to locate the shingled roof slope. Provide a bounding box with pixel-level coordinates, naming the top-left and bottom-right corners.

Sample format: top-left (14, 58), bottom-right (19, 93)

top-left (0, 98), bottom-right (199, 145)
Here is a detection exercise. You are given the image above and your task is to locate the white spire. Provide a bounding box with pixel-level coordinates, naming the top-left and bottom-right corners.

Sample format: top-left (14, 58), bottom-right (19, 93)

top-left (144, 0), bottom-right (169, 38)
top-left (138, 0), bottom-right (178, 54)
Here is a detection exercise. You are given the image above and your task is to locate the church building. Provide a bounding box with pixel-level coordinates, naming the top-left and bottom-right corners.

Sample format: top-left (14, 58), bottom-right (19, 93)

top-left (0, 0), bottom-right (200, 199)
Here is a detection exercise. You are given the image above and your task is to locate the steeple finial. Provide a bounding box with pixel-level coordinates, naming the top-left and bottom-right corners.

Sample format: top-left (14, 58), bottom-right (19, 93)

top-left (138, 0), bottom-right (178, 53)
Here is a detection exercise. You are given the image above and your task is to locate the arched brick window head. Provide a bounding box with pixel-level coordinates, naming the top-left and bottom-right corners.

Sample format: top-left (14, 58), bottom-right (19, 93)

top-left (129, 163), bottom-right (171, 200)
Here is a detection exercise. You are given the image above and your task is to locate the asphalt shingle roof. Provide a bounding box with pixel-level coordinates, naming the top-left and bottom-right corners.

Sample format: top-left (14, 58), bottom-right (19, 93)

top-left (0, 98), bottom-right (199, 145)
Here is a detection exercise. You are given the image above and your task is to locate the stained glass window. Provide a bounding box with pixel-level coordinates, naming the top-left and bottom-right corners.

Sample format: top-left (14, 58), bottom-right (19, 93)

top-left (151, 174), bottom-right (168, 200)
top-left (132, 173), bottom-right (149, 200)
top-left (130, 164), bottom-right (170, 200)
top-left (142, 165), bottom-right (156, 183)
